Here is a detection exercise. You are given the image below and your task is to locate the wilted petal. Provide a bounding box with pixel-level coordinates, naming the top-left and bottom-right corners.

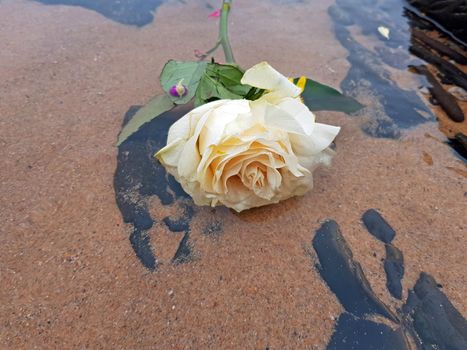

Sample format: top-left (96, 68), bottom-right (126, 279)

top-left (177, 137), bottom-right (201, 181)
top-left (166, 115), bottom-right (192, 145)
top-left (275, 97), bottom-right (316, 135)
top-left (258, 101), bottom-right (309, 135)
top-left (155, 137), bottom-right (185, 167)
top-left (198, 100), bottom-right (250, 153)
top-left (241, 61), bottom-right (302, 99)
top-left (290, 123), bottom-right (340, 156)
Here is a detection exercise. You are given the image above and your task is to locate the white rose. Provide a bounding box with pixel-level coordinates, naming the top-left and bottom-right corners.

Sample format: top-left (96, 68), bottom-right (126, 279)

top-left (156, 62), bottom-right (340, 212)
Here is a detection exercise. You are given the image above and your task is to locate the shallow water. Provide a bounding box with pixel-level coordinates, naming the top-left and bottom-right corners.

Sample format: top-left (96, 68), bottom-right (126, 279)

top-left (0, 0), bottom-right (465, 349)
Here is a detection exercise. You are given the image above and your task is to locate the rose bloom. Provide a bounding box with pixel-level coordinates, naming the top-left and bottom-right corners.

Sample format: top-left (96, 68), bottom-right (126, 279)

top-left (156, 62), bottom-right (340, 212)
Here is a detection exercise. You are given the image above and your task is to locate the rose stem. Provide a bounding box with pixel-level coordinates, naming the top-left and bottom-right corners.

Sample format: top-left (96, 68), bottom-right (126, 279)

top-left (201, 1), bottom-right (235, 63)
top-left (219, 0), bottom-right (235, 64)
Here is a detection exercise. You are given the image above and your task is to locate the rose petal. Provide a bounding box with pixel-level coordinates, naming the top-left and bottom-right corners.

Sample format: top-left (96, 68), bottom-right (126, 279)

top-left (241, 62), bottom-right (302, 99)
top-left (198, 100), bottom-right (250, 153)
top-left (155, 137), bottom-right (186, 167)
top-left (290, 122), bottom-right (340, 156)
top-left (177, 136), bottom-right (201, 181)
top-left (256, 100), bottom-right (311, 136)
top-left (275, 97), bottom-right (316, 135)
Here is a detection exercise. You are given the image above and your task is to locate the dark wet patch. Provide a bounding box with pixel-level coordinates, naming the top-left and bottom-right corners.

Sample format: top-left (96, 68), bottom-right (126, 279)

top-left (34, 0), bottom-right (165, 27)
top-left (203, 219), bottom-right (224, 237)
top-left (312, 220), bottom-right (397, 321)
top-left (172, 231), bottom-right (193, 264)
top-left (327, 313), bottom-right (409, 350)
top-left (362, 209), bottom-right (404, 299)
top-left (163, 204), bottom-right (194, 233)
top-left (114, 105), bottom-right (197, 270)
top-left (403, 272), bottom-right (467, 350)
top-left (362, 209), bottom-right (396, 244)
top-left (384, 244), bottom-right (404, 300)
top-left (375, 46), bottom-right (412, 70)
top-left (313, 213), bottom-right (466, 350)
top-left (312, 220), bottom-right (410, 349)
top-left (129, 227), bottom-right (156, 270)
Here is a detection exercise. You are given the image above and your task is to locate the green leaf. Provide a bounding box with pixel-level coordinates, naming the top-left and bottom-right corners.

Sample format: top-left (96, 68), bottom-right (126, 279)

top-left (195, 74), bottom-right (244, 106)
top-left (296, 78), bottom-right (364, 114)
top-left (160, 60), bottom-right (208, 104)
top-left (194, 63), bottom-right (262, 106)
top-left (208, 64), bottom-right (249, 94)
top-left (210, 64), bottom-right (244, 85)
top-left (117, 94), bottom-right (174, 146)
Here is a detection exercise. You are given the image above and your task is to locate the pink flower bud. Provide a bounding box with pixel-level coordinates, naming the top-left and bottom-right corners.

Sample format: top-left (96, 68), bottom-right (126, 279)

top-left (169, 81), bottom-right (188, 98)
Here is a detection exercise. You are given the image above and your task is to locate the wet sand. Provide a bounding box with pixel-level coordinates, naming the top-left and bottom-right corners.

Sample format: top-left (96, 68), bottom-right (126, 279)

top-left (0, 0), bottom-right (465, 349)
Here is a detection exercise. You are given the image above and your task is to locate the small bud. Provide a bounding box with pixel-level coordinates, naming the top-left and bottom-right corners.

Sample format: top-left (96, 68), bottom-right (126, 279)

top-left (169, 80), bottom-right (188, 98)
top-left (208, 9), bottom-right (221, 18)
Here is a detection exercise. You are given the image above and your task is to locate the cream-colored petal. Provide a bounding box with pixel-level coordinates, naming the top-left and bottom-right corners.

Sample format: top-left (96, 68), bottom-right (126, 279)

top-left (260, 101), bottom-right (309, 135)
top-left (166, 99), bottom-right (227, 145)
top-left (290, 122), bottom-right (340, 156)
top-left (223, 110), bottom-right (258, 137)
top-left (198, 100), bottom-right (251, 153)
top-left (155, 137), bottom-right (186, 167)
top-left (275, 97), bottom-right (316, 135)
top-left (177, 136), bottom-right (201, 181)
top-left (162, 100), bottom-right (229, 173)
top-left (166, 114), bottom-right (192, 145)
top-left (185, 99), bottom-right (227, 119)
top-left (266, 166), bottom-right (282, 191)
top-left (253, 138), bottom-right (308, 177)
top-left (179, 178), bottom-right (212, 207)
top-left (241, 62), bottom-right (302, 98)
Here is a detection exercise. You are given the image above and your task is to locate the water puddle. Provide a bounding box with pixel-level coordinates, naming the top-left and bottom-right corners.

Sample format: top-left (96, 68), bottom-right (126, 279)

top-left (329, 0), bottom-right (466, 160)
top-left (35, 0), bottom-right (165, 26)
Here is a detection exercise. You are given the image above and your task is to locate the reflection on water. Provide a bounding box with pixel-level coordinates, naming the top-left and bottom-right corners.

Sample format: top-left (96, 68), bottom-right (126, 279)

top-left (35, 0), bottom-right (165, 26)
top-left (329, 0), bottom-right (434, 139)
top-left (329, 0), bottom-right (466, 160)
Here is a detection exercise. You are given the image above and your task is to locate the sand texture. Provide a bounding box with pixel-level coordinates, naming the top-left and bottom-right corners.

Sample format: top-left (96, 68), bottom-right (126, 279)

top-left (0, 0), bottom-right (465, 349)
